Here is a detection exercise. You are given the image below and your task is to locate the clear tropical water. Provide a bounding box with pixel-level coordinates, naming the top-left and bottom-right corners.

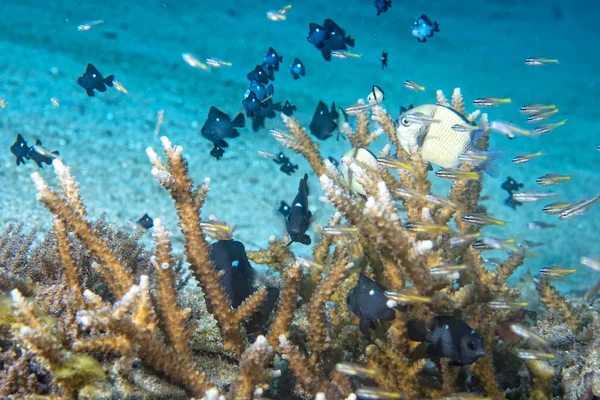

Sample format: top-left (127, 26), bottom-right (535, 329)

top-left (0, 0), bottom-right (598, 297)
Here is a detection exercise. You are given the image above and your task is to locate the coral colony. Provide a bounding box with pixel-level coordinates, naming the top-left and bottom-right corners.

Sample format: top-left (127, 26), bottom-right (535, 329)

top-left (1, 89), bottom-right (600, 399)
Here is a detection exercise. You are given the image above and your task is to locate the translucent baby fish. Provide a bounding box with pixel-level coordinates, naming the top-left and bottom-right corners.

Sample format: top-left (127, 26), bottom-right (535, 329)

top-left (377, 157), bottom-right (413, 171)
top-left (266, 10), bottom-right (287, 21)
top-left (423, 194), bottom-right (457, 208)
top-left (154, 109), bottom-right (164, 137)
top-left (516, 350), bottom-right (555, 360)
top-left (182, 52), bottom-right (210, 70)
top-left (296, 257), bottom-right (324, 270)
top-left (512, 151), bottom-right (544, 164)
top-left (323, 225), bottom-right (359, 236)
top-left (206, 58), bottom-right (232, 68)
top-left (385, 290), bottom-right (432, 304)
top-left (404, 221), bottom-right (449, 233)
top-left (278, 4), bottom-right (292, 14)
top-left (527, 221), bottom-right (556, 230)
top-left (429, 264), bottom-right (468, 276)
top-left (540, 265), bottom-right (577, 279)
top-left (527, 108), bottom-right (559, 123)
top-left (490, 120), bottom-right (531, 138)
top-left (581, 256), bottom-right (600, 272)
top-left (31, 143), bottom-right (60, 161)
top-left (355, 386), bottom-right (402, 399)
top-left (488, 298), bottom-right (529, 310)
top-left (559, 193), bottom-right (600, 220)
top-left (473, 97), bottom-right (512, 108)
top-left (483, 258), bottom-right (502, 269)
top-left (258, 150), bottom-right (277, 160)
top-left (509, 324), bottom-right (548, 346)
top-left (77, 19), bottom-right (104, 31)
top-left (525, 57), bottom-right (559, 66)
top-left (450, 232), bottom-right (482, 247)
top-left (404, 113), bottom-right (440, 125)
top-left (331, 51), bottom-right (362, 59)
top-left (403, 80), bottom-right (425, 91)
top-left (345, 102), bottom-right (376, 115)
top-left (0, 98), bottom-right (7, 108)
top-left (532, 119), bottom-right (567, 136)
top-left (520, 103), bottom-right (557, 115)
top-left (113, 80), bottom-right (128, 94)
top-left (395, 187), bottom-right (422, 200)
top-left (451, 123), bottom-right (479, 133)
top-left (50, 97), bottom-right (60, 108)
top-left (335, 362), bottom-right (380, 378)
top-left (536, 173), bottom-right (571, 186)
top-left (461, 213), bottom-right (506, 227)
top-left (472, 237), bottom-right (519, 252)
top-left (542, 201), bottom-right (573, 215)
top-left (512, 191), bottom-right (559, 203)
top-left (435, 168), bottom-right (481, 182)
top-left (444, 394), bottom-right (491, 400)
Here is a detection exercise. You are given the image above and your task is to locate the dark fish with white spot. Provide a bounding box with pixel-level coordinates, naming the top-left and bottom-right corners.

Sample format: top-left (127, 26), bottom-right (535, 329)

top-left (201, 106), bottom-right (245, 160)
top-left (289, 58), bottom-right (305, 80)
top-left (374, 0), bottom-right (392, 16)
top-left (309, 101), bottom-right (338, 140)
top-left (77, 63), bottom-right (115, 97)
top-left (411, 14), bottom-right (439, 42)
top-left (135, 213), bottom-right (154, 230)
top-left (285, 173), bottom-right (313, 245)
top-left (407, 316), bottom-right (486, 366)
top-left (262, 46), bottom-right (283, 72)
top-left (10, 134), bottom-right (30, 166)
top-left (347, 273), bottom-right (405, 334)
top-left (210, 239), bottom-right (256, 307)
top-left (281, 100), bottom-right (297, 116)
top-left (246, 65), bottom-right (270, 85)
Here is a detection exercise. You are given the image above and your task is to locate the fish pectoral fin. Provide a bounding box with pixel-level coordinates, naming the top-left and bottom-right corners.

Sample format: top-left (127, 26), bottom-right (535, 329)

top-left (418, 37), bottom-right (427, 43)
top-left (321, 49), bottom-right (332, 61)
top-left (96, 83), bottom-right (107, 92)
top-left (86, 88), bottom-right (95, 97)
top-left (216, 139), bottom-right (229, 148)
top-left (228, 129), bottom-right (240, 139)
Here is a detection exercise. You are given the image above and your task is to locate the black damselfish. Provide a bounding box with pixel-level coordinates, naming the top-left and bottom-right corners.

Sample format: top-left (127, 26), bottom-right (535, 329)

top-left (501, 176), bottom-right (524, 210)
top-left (262, 47), bottom-right (283, 72)
top-left (285, 173), bottom-right (312, 245)
top-left (307, 19), bottom-right (355, 61)
top-left (210, 240), bottom-right (256, 307)
top-left (247, 65), bottom-right (270, 85)
top-left (201, 106), bottom-right (245, 160)
top-left (381, 51), bottom-right (388, 70)
top-left (289, 58), bottom-right (305, 80)
top-left (135, 213), bottom-right (154, 231)
top-left (347, 274), bottom-right (405, 334)
top-left (272, 152), bottom-right (298, 176)
top-left (242, 91), bottom-right (269, 117)
top-left (281, 100), bottom-right (297, 117)
top-left (77, 63), bottom-right (114, 97)
top-left (10, 134), bottom-right (30, 166)
top-left (374, 0), bottom-right (392, 16)
top-left (309, 101), bottom-right (338, 140)
top-left (407, 316), bottom-right (486, 366)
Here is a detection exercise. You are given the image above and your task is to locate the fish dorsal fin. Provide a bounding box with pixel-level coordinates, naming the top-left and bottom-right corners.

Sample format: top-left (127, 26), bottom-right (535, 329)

top-left (86, 63), bottom-right (100, 75)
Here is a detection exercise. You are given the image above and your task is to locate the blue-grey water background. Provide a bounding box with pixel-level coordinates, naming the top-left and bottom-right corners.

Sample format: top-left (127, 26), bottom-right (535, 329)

top-left (0, 0), bottom-right (598, 298)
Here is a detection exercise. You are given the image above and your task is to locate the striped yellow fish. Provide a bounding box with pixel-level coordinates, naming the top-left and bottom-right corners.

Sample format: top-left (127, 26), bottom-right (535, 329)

top-left (396, 104), bottom-right (481, 168)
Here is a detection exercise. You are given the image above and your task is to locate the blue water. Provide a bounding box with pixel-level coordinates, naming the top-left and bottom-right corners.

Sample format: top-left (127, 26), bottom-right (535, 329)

top-left (0, 0), bottom-right (598, 296)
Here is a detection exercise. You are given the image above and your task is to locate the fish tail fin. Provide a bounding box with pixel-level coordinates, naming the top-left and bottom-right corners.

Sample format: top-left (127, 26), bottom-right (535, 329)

top-left (231, 113), bottom-right (245, 128)
top-left (387, 0), bottom-right (392, 6)
top-left (433, 21), bottom-right (440, 32)
top-left (322, 49), bottom-right (332, 62)
top-left (479, 150), bottom-right (504, 178)
top-left (407, 320), bottom-right (430, 342)
top-left (346, 36), bottom-right (355, 47)
top-left (104, 75), bottom-right (115, 87)
top-left (229, 129), bottom-right (240, 138)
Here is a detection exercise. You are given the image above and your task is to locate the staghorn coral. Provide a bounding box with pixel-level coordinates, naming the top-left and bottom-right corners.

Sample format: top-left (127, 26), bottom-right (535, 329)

top-left (1, 88), bottom-right (597, 400)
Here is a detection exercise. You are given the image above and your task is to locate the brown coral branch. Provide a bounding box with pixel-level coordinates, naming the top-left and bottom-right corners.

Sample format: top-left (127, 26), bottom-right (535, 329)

top-left (536, 278), bottom-right (578, 330)
top-left (247, 236), bottom-right (295, 273)
top-left (267, 262), bottom-right (301, 349)
top-left (233, 335), bottom-right (277, 400)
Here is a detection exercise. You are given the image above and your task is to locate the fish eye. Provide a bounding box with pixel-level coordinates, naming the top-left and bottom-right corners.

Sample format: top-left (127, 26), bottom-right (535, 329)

top-left (216, 118), bottom-right (220, 122)
top-left (400, 116), bottom-right (411, 126)
top-left (316, 28), bottom-right (319, 32)
top-left (297, 63), bottom-right (301, 68)
top-left (467, 340), bottom-right (477, 350)
top-left (92, 74), bottom-right (96, 78)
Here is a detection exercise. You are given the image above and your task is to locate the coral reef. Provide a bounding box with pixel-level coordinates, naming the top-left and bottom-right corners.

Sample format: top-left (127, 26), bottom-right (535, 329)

top-left (0, 89), bottom-right (598, 399)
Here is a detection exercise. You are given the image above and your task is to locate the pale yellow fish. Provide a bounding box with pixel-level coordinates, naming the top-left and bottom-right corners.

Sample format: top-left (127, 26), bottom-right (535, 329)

top-left (472, 237), bottom-right (519, 252)
top-left (377, 156), bottom-right (413, 171)
top-left (512, 151), bottom-right (544, 164)
top-left (296, 257), bottom-right (324, 270)
top-left (527, 108), bottom-right (558, 123)
top-left (385, 290), bottom-right (432, 304)
top-left (435, 168), bottom-right (481, 181)
top-left (525, 57), bottom-right (559, 66)
top-left (540, 265), bottom-right (576, 279)
top-left (532, 119), bottom-right (566, 136)
top-left (355, 386), bottom-right (402, 399)
top-left (403, 80), bottom-right (425, 91)
top-left (542, 201), bottom-right (573, 214)
top-left (461, 213), bottom-right (505, 226)
top-left (322, 225), bottom-right (359, 236)
top-left (77, 19), bottom-right (104, 31)
top-left (182, 52), bottom-right (210, 70)
top-left (154, 109), bottom-right (164, 137)
top-left (50, 97), bottom-right (60, 108)
top-left (266, 10), bottom-right (287, 21)
top-left (331, 50), bottom-right (362, 59)
top-left (473, 97), bottom-right (511, 107)
top-left (113, 80), bottom-right (128, 94)
top-left (490, 120), bottom-right (531, 138)
top-left (278, 4), bottom-right (292, 14)
top-left (509, 324), bottom-right (548, 346)
top-left (429, 264), bottom-right (468, 276)
top-left (488, 298), bottom-right (529, 310)
top-left (0, 98), bottom-right (6, 108)
top-left (536, 173), bottom-right (571, 186)
top-left (200, 221), bottom-right (230, 232)
top-left (516, 350), bottom-right (555, 360)
top-left (404, 221), bottom-right (449, 233)
top-left (206, 58), bottom-right (233, 68)
top-left (335, 362), bottom-right (380, 378)
top-left (396, 104), bottom-right (480, 168)
top-left (520, 103), bottom-right (556, 115)
top-left (395, 187), bottom-right (422, 200)
top-left (449, 232), bottom-right (482, 247)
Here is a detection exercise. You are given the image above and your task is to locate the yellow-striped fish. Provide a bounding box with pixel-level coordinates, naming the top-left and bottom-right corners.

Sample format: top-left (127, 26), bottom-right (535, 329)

top-left (395, 104), bottom-right (485, 169)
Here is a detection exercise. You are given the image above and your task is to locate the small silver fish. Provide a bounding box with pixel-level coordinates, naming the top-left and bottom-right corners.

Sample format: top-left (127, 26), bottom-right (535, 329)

top-left (473, 97), bottom-right (511, 107)
top-left (404, 80), bottom-right (426, 91)
top-left (520, 103), bottom-right (556, 115)
top-left (527, 108), bottom-right (558, 123)
top-left (525, 57), bottom-right (559, 66)
top-left (532, 120), bottom-right (567, 136)
top-left (559, 193), bottom-right (600, 220)
top-left (461, 213), bottom-right (506, 227)
top-left (512, 151), bottom-right (544, 164)
top-left (542, 201), bottom-right (573, 215)
top-left (450, 232), bottom-right (482, 247)
top-left (536, 173), bottom-right (571, 186)
top-left (403, 112), bottom-right (440, 125)
top-left (528, 221), bottom-right (556, 230)
top-left (512, 191), bottom-right (559, 203)
top-left (490, 120), bottom-right (531, 138)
